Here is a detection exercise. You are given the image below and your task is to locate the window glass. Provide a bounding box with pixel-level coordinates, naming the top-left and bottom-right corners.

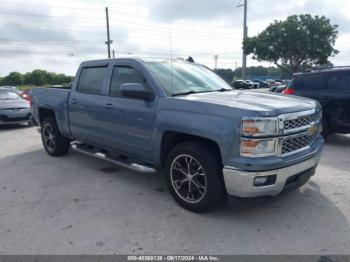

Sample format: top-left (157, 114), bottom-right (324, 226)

top-left (77, 67), bottom-right (107, 95)
top-left (147, 62), bottom-right (231, 96)
top-left (0, 90), bottom-right (20, 100)
top-left (110, 66), bottom-right (145, 97)
top-left (301, 74), bottom-right (324, 89)
top-left (330, 72), bottom-right (350, 90)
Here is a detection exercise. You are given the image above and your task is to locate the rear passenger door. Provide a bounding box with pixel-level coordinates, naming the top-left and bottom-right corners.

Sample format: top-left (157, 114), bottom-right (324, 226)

top-left (297, 73), bottom-right (329, 101)
top-left (99, 62), bottom-right (156, 162)
top-left (69, 65), bottom-right (108, 143)
top-left (326, 71), bottom-right (350, 129)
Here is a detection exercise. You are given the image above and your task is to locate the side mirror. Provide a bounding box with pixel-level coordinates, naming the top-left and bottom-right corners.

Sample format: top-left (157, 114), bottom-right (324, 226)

top-left (119, 83), bottom-right (154, 100)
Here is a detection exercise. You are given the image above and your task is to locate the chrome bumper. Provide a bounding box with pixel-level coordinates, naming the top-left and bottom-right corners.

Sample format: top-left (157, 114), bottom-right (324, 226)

top-left (223, 153), bottom-right (321, 198)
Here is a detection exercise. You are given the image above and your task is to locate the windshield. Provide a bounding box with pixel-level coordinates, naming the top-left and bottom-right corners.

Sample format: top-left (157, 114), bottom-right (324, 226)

top-left (0, 90), bottom-right (20, 100)
top-left (147, 62), bottom-right (232, 96)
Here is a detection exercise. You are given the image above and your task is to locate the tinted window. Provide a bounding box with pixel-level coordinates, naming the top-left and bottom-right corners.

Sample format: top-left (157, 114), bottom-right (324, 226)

top-left (110, 66), bottom-right (145, 97)
top-left (77, 67), bottom-right (107, 95)
top-left (301, 74), bottom-right (325, 89)
top-left (330, 72), bottom-right (350, 90)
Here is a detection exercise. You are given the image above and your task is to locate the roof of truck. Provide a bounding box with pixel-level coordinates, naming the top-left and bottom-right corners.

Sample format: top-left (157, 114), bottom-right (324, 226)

top-left (81, 57), bottom-right (197, 65)
top-left (294, 66), bottom-right (350, 76)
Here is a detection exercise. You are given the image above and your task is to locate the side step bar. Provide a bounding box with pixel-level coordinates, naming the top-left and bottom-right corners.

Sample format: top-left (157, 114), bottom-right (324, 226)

top-left (71, 143), bottom-right (157, 174)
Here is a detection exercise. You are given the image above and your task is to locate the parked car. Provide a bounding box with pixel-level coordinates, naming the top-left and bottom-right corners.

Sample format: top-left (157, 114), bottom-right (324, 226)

top-left (274, 85), bottom-right (287, 93)
top-left (20, 88), bottom-right (32, 102)
top-left (0, 86), bottom-right (21, 95)
top-left (245, 80), bottom-right (259, 88)
top-left (232, 80), bottom-right (253, 89)
top-left (252, 79), bottom-right (269, 88)
top-left (282, 66), bottom-right (350, 138)
top-left (266, 79), bottom-right (280, 88)
top-left (0, 88), bottom-right (31, 126)
top-left (31, 58), bottom-right (323, 212)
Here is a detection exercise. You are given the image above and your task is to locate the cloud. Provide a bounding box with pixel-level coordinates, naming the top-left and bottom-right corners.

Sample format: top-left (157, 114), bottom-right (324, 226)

top-left (0, 0), bottom-right (350, 75)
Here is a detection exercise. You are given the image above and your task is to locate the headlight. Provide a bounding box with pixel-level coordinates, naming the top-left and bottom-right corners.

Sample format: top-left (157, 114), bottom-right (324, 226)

top-left (241, 117), bottom-right (278, 137)
top-left (240, 138), bottom-right (277, 157)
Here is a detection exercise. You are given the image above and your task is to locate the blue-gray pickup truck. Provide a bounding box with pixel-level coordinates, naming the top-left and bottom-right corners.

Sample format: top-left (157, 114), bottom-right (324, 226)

top-left (31, 58), bottom-right (324, 211)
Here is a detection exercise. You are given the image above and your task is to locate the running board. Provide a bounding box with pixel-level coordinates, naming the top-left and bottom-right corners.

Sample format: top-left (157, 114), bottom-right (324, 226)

top-left (71, 143), bottom-right (157, 174)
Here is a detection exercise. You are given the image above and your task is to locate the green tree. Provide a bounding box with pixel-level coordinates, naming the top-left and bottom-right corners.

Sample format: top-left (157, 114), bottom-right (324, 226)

top-left (25, 69), bottom-right (47, 86)
top-left (213, 68), bottom-right (235, 83)
top-left (243, 14), bottom-right (339, 73)
top-left (1, 72), bottom-right (23, 86)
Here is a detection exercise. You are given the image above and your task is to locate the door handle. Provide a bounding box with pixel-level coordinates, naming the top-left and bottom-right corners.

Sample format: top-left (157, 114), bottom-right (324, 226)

top-left (104, 103), bottom-right (114, 109)
top-left (71, 98), bottom-right (78, 104)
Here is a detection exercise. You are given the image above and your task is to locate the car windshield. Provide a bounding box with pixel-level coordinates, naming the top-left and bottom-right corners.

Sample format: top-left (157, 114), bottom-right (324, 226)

top-left (147, 62), bottom-right (232, 96)
top-left (0, 90), bottom-right (20, 100)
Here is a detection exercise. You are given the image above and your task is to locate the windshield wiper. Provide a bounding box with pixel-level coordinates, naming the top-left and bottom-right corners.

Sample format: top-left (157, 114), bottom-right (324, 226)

top-left (172, 90), bottom-right (216, 96)
top-left (171, 90), bottom-right (196, 97)
top-left (172, 88), bottom-right (232, 97)
top-left (213, 88), bottom-right (233, 92)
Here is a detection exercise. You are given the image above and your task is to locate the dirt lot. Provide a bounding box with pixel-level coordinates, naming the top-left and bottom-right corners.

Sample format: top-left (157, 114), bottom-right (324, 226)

top-left (0, 125), bottom-right (349, 255)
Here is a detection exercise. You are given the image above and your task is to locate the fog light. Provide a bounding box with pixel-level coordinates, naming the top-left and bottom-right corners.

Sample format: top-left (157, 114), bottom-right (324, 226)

top-left (254, 176), bottom-right (268, 185)
top-left (253, 175), bottom-right (277, 187)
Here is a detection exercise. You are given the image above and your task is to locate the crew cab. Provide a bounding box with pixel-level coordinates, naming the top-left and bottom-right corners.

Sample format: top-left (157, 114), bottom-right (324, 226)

top-left (31, 58), bottom-right (324, 212)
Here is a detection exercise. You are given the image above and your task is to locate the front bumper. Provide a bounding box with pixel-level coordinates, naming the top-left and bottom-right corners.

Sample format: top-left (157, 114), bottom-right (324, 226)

top-left (223, 150), bottom-right (322, 198)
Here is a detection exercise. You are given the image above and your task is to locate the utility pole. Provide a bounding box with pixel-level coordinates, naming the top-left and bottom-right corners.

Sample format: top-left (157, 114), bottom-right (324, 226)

top-left (237, 0), bottom-right (248, 79)
top-left (105, 7), bottom-right (113, 58)
top-left (213, 55), bottom-right (218, 69)
top-left (112, 50), bottom-right (115, 58)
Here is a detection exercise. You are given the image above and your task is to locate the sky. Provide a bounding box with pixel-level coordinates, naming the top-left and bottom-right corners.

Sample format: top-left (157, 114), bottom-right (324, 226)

top-left (0, 0), bottom-right (350, 76)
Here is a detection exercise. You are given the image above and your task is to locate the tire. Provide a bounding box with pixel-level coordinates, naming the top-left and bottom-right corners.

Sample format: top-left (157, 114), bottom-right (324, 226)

top-left (164, 142), bottom-right (225, 212)
top-left (41, 117), bottom-right (70, 156)
top-left (321, 116), bottom-right (331, 139)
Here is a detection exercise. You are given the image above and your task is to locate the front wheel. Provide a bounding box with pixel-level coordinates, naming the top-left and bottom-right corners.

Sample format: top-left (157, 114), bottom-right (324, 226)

top-left (164, 142), bottom-right (225, 212)
top-left (41, 117), bottom-right (70, 156)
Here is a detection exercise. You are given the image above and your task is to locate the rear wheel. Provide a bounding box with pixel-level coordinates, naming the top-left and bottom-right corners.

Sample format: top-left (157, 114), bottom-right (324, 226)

top-left (41, 117), bottom-right (70, 156)
top-left (164, 142), bottom-right (224, 212)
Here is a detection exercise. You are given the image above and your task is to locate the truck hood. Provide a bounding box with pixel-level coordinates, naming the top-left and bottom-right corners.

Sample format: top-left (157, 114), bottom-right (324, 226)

top-left (175, 90), bottom-right (317, 116)
top-left (0, 99), bottom-right (30, 110)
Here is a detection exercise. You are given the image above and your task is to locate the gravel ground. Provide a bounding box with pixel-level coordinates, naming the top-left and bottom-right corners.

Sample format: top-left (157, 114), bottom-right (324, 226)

top-left (0, 125), bottom-right (349, 255)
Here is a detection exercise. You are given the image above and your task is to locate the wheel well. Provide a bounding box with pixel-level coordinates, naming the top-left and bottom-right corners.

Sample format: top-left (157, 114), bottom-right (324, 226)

top-left (38, 108), bottom-right (55, 124)
top-left (160, 131), bottom-right (222, 167)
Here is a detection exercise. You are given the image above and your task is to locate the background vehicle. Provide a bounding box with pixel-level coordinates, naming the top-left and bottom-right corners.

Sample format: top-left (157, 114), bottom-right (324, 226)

top-left (20, 89), bottom-right (32, 102)
top-left (232, 80), bottom-right (254, 89)
top-left (252, 79), bottom-right (269, 88)
top-left (0, 88), bottom-right (31, 126)
top-left (31, 58), bottom-right (323, 212)
top-left (282, 66), bottom-right (350, 138)
top-left (0, 86), bottom-right (21, 95)
top-left (245, 80), bottom-right (259, 88)
top-left (273, 85), bottom-right (287, 93)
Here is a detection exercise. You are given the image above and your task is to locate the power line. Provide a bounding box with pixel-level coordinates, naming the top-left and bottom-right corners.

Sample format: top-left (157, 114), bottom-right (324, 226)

top-left (34, 0), bottom-right (235, 8)
top-left (0, 9), bottom-right (237, 36)
top-left (0, 2), bottom-right (235, 29)
top-left (0, 22), bottom-right (239, 43)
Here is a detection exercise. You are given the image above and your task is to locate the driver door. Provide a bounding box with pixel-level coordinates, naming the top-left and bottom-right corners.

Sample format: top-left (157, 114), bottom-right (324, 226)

top-left (99, 62), bottom-right (156, 162)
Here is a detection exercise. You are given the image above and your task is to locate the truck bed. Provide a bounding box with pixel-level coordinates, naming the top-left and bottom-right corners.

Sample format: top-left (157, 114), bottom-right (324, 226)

top-left (31, 87), bottom-right (71, 137)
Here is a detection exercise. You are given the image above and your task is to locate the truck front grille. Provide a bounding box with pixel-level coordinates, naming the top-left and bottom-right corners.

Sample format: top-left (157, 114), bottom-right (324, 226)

top-left (281, 134), bottom-right (312, 155)
top-left (283, 115), bottom-right (313, 131)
